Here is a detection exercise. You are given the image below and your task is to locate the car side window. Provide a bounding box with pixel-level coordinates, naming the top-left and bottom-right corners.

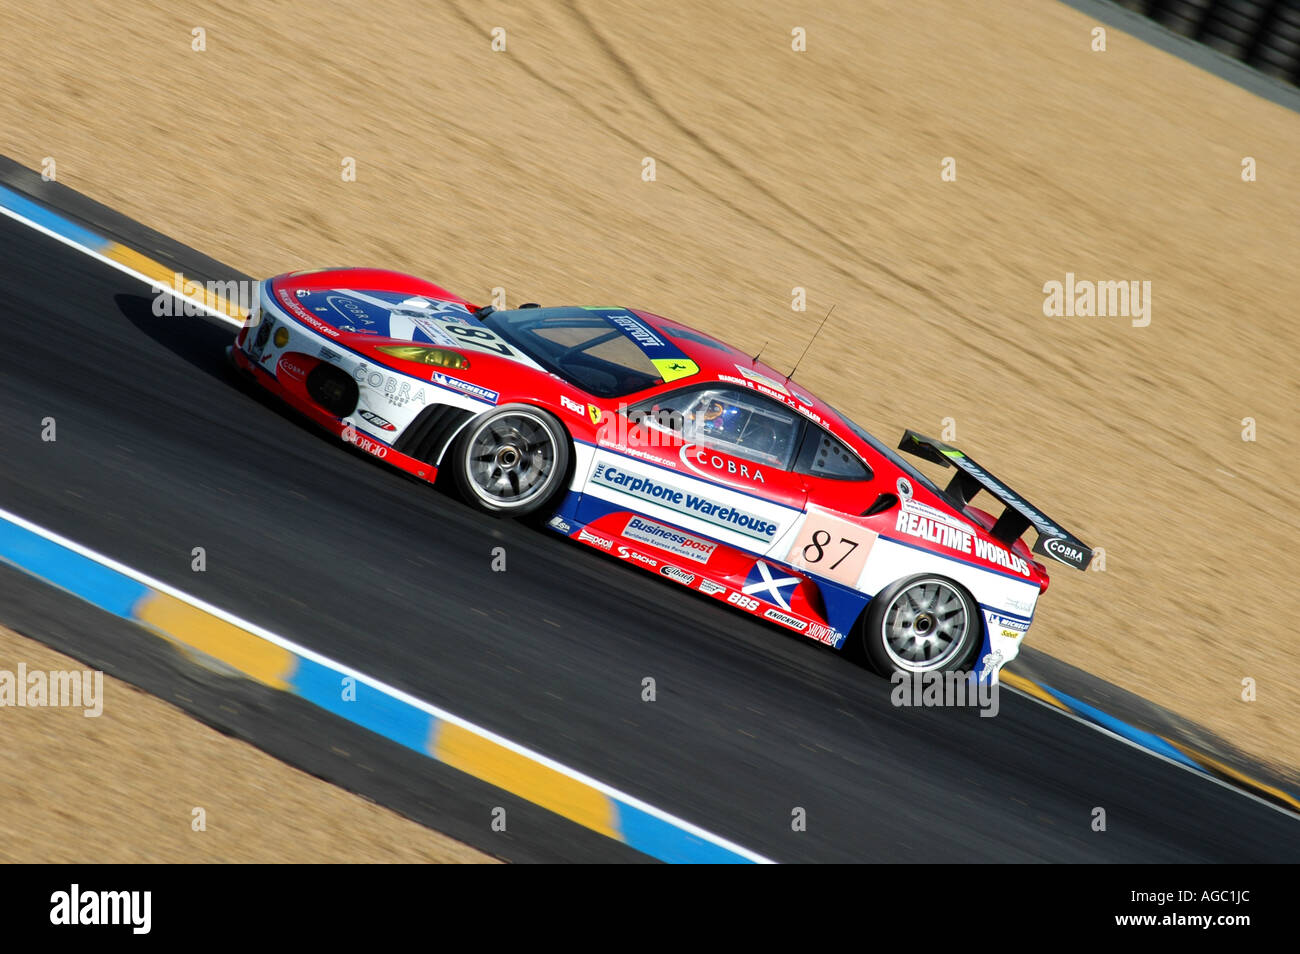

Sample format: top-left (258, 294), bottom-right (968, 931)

top-left (795, 427), bottom-right (872, 480)
top-left (629, 386), bottom-right (802, 469)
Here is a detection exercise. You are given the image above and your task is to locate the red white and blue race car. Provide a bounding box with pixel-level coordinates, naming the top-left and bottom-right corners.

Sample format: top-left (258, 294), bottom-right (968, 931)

top-left (230, 268), bottom-right (1092, 682)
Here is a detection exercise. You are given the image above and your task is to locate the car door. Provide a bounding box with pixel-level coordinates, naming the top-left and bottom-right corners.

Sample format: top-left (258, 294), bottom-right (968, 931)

top-left (781, 423), bottom-right (885, 592)
top-left (578, 383), bottom-right (809, 557)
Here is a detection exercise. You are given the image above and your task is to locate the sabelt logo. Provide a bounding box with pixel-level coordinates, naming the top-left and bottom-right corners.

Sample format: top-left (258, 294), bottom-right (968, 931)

top-left (278, 356), bottom-right (308, 382)
top-left (1044, 536), bottom-right (1085, 566)
top-left (660, 565), bottom-right (695, 585)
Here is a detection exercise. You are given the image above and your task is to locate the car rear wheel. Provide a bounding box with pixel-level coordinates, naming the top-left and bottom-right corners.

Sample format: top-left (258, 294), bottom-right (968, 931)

top-left (861, 574), bottom-right (981, 676)
top-left (451, 404), bottom-right (570, 516)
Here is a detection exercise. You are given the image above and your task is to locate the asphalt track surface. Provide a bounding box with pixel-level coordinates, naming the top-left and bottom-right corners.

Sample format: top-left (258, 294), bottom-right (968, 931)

top-left (2, 215), bottom-right (1299, 863)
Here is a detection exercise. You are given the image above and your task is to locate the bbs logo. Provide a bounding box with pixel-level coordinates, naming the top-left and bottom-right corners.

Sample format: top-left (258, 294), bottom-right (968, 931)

top-left (727, 591), bottom-right (759, 611)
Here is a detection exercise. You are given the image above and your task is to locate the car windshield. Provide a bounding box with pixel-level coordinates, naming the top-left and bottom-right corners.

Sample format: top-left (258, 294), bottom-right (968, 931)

top-left (480, 307), bottom-right (664, 398)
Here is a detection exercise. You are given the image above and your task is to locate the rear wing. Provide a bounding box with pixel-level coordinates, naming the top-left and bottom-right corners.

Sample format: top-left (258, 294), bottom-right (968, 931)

top-left (898, 430), bottom-right (1093, 571)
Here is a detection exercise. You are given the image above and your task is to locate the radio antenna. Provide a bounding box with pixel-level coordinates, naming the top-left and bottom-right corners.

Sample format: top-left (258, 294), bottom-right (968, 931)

top-left (787, 304), bottom-right (835, 381)
top-left (751, 340), bottom-right (769, 365)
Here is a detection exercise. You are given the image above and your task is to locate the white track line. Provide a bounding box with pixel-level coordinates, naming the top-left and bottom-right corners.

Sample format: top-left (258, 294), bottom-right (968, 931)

top-left (0, 204), bottom-right (243, 328)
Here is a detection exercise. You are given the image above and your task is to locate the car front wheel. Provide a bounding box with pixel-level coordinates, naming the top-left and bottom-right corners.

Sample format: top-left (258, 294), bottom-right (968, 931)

top-left (451, 404), bottom-right (571, 516)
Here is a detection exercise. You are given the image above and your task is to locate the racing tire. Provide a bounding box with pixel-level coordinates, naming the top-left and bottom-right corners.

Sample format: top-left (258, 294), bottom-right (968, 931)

top-left (450, 403), bottom-right (571, 517)
top-left (860, 574), bottom-right (982, 676)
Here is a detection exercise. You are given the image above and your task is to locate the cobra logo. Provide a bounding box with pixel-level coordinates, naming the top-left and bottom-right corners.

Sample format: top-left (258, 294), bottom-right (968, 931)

top-left (277, 357), bottom-right (308, 382)
top-left (327, 295), bottom-right (374, 325)
top-left (1044, 537), bottom-right (1083, 563)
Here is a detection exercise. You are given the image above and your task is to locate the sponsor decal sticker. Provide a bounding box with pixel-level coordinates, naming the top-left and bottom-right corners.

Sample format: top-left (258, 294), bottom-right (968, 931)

top-left (660, 565), bottom-right (696, 585)
top-left (548, 516), bottom-right (572, 533)
top-left (588, 404), bottom-right (603, 425)
top-left (327, 294), bottom-right (377, 327)
top-left (277, 356), bottom-right (308, 382)
top-left (616, 545), bottom-right (658, 567)
top-left (560, 394), bottom-right (585, 417)
top-left (893, 508), bottom-right (1031, 576)
top-left (987, 612), bottom-right (1030, 640)
top-left (1043, 536), bottom-right (1085, 566)
top-left (987, 613), bottom-right (1029, 633)
top-left (593, 462), bottom-right (779, 540)
top-left (354, 364), bottom-right (428, 408)
top-left (734, 365), bottom-right (790, 395)
top-left (681, 444), bottom-right (765, 484)
top-left (697, 579), bottom-right (726, 596)
top-left (727, 591), bottom-right (759, 611)
top-left (602, 442), bottom-right (678, 469)
top-left (652, 358), bottom-right (699, 383)
top-left (901, 498), bottom-right (972, 531)
top-left (609, 313), bottom-right (665, 348)
top-left (359, 409), bottom-right (396, 431)
top-left (277, 288), bottom-right (340, 337)
top-left (622, 516), bottom-right (716, 564)
top-left (764, 607), bottom-right (808, 631)
top-left (578, 528), bottom-right (614, 551)
top-left (343, 426), bottom-right (389, 460)
top-left (431, 371), bottom-right (499, 404)
top-left (806, 621), bottom-right (844, 648)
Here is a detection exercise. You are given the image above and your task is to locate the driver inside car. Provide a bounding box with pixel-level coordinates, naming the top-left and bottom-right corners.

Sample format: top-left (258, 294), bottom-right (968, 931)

top-left (685, 394), bottom-right (781, 462)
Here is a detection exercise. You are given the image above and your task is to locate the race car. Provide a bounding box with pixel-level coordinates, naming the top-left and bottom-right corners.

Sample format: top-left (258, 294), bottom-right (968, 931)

top-left (229, 267), bottom-right (1092, 682)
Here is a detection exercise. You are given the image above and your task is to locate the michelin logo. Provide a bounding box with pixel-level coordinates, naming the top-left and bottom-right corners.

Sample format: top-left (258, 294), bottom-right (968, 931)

top-left (432, 372), bottom-right (499, 404)
top-left (595, 463), bottom-right (778, 540)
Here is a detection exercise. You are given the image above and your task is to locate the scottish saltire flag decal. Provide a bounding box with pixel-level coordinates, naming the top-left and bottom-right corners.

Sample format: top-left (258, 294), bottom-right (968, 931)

top-left (743, 561), bottom-right (800, 610)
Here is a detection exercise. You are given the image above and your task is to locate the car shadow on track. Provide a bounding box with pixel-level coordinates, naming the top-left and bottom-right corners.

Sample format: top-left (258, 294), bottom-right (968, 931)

top-left (113, 291), bottom-right (391, 467)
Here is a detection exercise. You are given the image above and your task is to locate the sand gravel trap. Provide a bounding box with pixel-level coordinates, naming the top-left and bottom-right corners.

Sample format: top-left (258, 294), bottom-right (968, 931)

top-left (0, 0), bottom-right (1296, 815)
top-left (0, 626), bottom-right (493, 862)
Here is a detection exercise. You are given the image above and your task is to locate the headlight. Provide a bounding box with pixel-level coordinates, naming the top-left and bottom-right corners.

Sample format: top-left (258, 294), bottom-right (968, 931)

top-left (374, 345), bottom-right (470, 370)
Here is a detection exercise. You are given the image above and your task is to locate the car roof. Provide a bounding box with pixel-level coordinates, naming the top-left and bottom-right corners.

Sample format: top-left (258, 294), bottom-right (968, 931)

top-left (628, 309), bottom-right (853, 436)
